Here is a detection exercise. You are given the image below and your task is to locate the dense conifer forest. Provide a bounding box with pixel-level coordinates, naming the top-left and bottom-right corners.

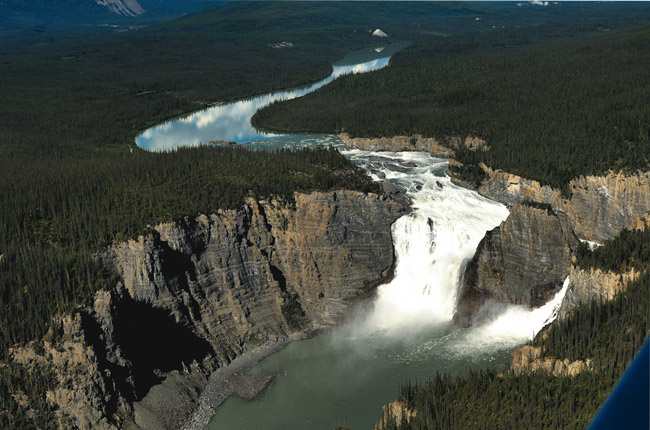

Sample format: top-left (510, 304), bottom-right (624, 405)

top-left (0, 146), bottom-right (378, 358)
top-left (2, 2), bottom-right (650, 428)
top-left (3, 0), bottom-right (492, 360)
top-left (381, 239), bottom-right (649, 430)
top-left (254, 14), bottom-right (650, 193)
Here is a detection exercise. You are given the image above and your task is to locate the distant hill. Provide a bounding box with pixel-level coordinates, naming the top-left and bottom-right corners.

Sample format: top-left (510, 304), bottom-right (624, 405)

top-left (0, 0), bottom-right (225, 30)
top-left (97, 0), bottom-right (145, 17)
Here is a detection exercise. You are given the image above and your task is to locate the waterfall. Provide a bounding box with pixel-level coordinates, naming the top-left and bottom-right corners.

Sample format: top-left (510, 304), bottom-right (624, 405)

top-left (345, 149), bottom-right (568, 347)
top-left (460, 277), bottom-right (569, 351)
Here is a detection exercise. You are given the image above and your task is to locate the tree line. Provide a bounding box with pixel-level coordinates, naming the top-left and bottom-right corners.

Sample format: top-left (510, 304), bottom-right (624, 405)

top-left (2, 2), bottom-right (650, 427)
top-left (575, 225), bottom-right (650, 274)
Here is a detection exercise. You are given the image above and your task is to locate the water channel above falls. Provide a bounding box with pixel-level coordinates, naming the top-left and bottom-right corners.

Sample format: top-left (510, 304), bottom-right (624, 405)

top-left (136, 46), bottom-right (569, 429)
top-left (136, 43), bottom-right (407, 152)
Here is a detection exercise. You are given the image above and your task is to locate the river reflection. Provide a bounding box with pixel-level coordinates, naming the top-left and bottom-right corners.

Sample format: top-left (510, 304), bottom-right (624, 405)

top-left (136, 44), bottom-right (406, 152)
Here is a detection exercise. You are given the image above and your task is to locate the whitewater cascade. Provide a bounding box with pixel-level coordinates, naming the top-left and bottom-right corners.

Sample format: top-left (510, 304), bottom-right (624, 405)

top-left (345, 149), bottom-right (569, 346)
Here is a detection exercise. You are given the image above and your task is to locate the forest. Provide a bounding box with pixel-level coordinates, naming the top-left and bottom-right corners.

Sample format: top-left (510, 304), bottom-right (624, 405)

top-left (575, 226), bottom-right (650, 274)
top-left (2, 0), bottom-right (494, 362)
top-left (380, 239), bottom-right (650, 430)
top-left (253, 12), bottom-right (650, 193)
top-left (4, 1), bottom-right (613, 361)
top-left (2, 2), bottom-right (650, 428)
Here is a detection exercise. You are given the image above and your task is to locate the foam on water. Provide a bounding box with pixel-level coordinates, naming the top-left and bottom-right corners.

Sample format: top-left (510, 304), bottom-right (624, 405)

top-left (345, 149), bottom-right (569, 350)
top-left (452, 276), bottom-right (570, 354)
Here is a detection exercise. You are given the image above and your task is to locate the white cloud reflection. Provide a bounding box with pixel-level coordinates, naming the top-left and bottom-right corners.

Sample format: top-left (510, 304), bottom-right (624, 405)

top-left (136, 53), bottom-right (393, 152)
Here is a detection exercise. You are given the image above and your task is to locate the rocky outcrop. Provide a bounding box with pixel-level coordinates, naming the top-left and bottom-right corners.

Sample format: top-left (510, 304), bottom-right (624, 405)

top-left (628, 212), bottom-right (650, 230)
top-left (339, 133), bottom-right (455, 158)
top-left (454, 204), bottom-right (578, 327)
top-left (374, 401), bottom-right (416, 430)
top-left (479, 170), bottom-right (650, 242)
top-left (557, 215), bottom-right (645, 319)
top-left (510, 345), bottom-right (591, 377)
top-left (453, 166), bottom-right (648, 326)
top-left (10, 190), bottom-right (406, 430)
top-left (558, 266), bottom-right (638, 319)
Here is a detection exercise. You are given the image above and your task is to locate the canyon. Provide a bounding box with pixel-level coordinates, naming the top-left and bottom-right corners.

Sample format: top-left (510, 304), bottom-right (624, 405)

top-left (11, 190), bottom-right (406, 430)
top-left (11, 134), bottom-right (649, 429)
top-left (340, 134), bottom-right (650, 329)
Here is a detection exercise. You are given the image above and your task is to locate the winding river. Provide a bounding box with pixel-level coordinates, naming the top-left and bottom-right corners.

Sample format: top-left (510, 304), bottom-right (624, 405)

top-left (136, 45), bottom-right (568, 429)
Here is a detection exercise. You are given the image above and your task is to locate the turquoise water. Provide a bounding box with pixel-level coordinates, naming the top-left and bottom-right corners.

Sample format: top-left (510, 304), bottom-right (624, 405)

top-left (209, 323), bottom-right (514, 430)
top-left (207, 149), bottom-right (566, 430)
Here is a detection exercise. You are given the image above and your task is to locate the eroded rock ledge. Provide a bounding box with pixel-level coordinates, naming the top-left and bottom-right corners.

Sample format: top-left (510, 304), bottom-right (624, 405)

top-left (559, 266), bottom-right (638, 319)
top-left (453, 162), bottom-right (650, 326)
top-left (374, 400), bottom-right (416, 430)
top-left (479, 168), bottom-right (650, 243)
top-left (339, 133), bottom-right (487, 158)
top-left (510, 345), bottom-right (591, 377)
top-left (10, 190), bottom-right (407, 430)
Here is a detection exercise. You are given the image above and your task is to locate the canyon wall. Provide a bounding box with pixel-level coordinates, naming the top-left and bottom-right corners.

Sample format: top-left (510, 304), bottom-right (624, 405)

top-left (339, 133), bottom-right (455, 158)
top-left (558, 266), bottom-right (638, 319)
top-left (11, 190), bottom-right (406, 430)
top-left (510, 345), bottom-right (591, 377)
top-left (454, 204), bottom-right (578, 327)
top-left (454, 165), bottom-right (649, 326)
top-left (479, 169), bottom-right (650, 242)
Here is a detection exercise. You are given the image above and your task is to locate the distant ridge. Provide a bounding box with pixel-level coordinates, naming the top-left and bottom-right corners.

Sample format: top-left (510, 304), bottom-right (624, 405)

top-left (0, 0), bottom-right (225, 30)
top-left (96, 0), bottom-right (145, 17)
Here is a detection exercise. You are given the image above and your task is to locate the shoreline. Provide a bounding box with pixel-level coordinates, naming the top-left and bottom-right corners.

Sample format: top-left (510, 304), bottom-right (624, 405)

top-left (181, 330), bottom-right (316, 430)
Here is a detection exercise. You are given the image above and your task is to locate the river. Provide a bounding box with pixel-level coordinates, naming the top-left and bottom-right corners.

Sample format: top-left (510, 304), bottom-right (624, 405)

top-left (136, 43), bottom-right (407, 152)
top-left (136, 45), bottom-right (568, 429)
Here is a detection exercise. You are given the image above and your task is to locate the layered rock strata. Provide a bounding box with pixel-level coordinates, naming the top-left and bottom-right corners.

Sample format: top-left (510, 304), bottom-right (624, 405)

top-left (558, 266), bottom-right (638, 319)
top-left (479, 169), bottom-right (650, 242)
top-left (454, 204), bottom-right (578, 327)
top-left (11, 190), bottom-right (406, 430)
top-left (339, 133), bottom-right (455, 158)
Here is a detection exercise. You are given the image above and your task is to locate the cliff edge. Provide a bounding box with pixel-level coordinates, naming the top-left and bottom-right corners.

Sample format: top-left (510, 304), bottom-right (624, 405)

top-left (10, 190), bottom-right (406, 430)
top-left (479, 169), bottom-right (650, 242)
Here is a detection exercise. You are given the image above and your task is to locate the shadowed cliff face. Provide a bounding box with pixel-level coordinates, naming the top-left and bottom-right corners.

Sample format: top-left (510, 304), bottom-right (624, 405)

top-left (453, 168), bottom-right (650, 327)
top-left (12, 190), bottom-right (405, 430)
top-left (454, 204), bottom-right (578, 327)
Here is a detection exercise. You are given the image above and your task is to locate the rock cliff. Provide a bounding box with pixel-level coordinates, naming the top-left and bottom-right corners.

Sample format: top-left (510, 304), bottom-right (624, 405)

top-left (454, 204), bottom-right (578, 327)
top-left (510, 345), bottom-right (591, 377)
top-left (374, 400), bottom-right (416, 430)
top-left (558, 266), bottom-right (638, 319)
top-left (10, 190), bottom-right (406, 430)
top-left (479, 169), bottom-right (650, 242)
top-left (339, 133), bottom-right (455, 158)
